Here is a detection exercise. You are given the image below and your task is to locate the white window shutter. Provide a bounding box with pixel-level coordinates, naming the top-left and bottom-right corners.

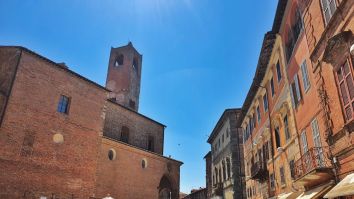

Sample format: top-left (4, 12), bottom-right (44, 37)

top-left (294, 74), bottom-right (302, 101)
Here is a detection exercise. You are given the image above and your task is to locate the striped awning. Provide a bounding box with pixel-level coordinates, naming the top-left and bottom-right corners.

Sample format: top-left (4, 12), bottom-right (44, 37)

top-left (324, 173), bottom-right (354, 198)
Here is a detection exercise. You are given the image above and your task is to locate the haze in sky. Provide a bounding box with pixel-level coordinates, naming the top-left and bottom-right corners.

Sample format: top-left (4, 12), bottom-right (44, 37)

top-left (0, 0), bottom-right (278, 193)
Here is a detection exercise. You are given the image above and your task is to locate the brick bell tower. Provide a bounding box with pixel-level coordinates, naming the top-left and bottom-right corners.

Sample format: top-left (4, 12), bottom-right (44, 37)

top-left (106, 42), bottom-right (142, 111)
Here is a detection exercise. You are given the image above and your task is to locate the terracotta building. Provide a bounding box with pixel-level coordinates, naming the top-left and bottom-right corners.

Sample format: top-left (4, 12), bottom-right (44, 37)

top-left (206, 109), bottom-right (245, 199)
top-left (238, 0), bottom-right (354, 198)
top-left (0, 43), bottom-right (182, 199)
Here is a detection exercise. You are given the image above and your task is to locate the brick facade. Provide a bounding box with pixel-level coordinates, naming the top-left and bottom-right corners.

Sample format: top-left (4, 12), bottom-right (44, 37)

top-left (0, 44), bottom-right (182, 199)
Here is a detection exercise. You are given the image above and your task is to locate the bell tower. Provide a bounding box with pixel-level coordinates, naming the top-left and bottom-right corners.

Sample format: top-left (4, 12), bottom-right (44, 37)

top-left (106, 42), bottom-right (142, 111)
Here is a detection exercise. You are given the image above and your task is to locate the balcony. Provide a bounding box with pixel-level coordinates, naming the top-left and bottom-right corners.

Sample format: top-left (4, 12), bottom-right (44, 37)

top-left (294, 147), bottom-right (334, 188)
top-left (250, 161), bottom-right (268, 181)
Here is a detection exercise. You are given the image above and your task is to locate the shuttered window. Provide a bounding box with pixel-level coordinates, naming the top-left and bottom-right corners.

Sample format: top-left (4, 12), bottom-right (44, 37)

top-left (321, 0), bottom-right (337, 25)
top-left (301, 131), bottom-right (308, 153)
top-left (290, 74), bottom-right (302, 108)
top-left (336, 59), bottom-right (354, 122)
top-left (301, 60), bottom-right (311, 92)
top-left (311, 118), bottom-right (322, 148)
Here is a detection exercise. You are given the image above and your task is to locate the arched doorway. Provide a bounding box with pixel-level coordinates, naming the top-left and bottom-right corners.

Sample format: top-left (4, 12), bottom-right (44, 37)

top-left (158, 175), bottom-right (176, 199)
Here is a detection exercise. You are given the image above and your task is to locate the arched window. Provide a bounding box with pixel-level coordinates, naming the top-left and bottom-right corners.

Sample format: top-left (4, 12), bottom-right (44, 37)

top-left (222, 160), bottom-right (226, 181)
top-left (218, 167), bottom-right (222, 183)
top-left (226, 158), bottom-right (231, 179)
top-left (215, 168), bottom-right (218, 183)
top-left (132, 57), bottom-right (138, 73)
top-left (114, 54), bottom-right (124, 67)
top-left (120, 126), bottom-right (129, 143)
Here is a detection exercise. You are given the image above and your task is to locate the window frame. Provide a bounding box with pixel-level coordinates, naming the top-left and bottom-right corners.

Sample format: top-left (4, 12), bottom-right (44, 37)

top-left (320, 0), bottom-right (337, 26)
top-left (335, 58), bottom-right (354, 123)
top-left (301, 130), bottom-right (309, 153)
top-left (284, 115), bottom-right (291, 141)
top-left (270, 77), bottom-right (275, 97)
top-left (57, 95), bottom-right (70, 114)
top-left (280, 166), bottom-right (286, 186)
top-left (300, 60), bottom-right (311, 92)
top-left (263, 93), bottom-right (269, 112)
top-left (276, 61), bottom-right (282, 82)
top-left (256, 106), bottom-right (261, 123)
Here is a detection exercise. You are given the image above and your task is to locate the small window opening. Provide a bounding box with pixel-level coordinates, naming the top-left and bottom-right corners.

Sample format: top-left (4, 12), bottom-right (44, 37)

top-left (108, 149), bottom-right (116, 160)
top-left (132, 58), bottom-right (138, 72)
top-left (57, 95), bottom-right (70, 114)
top-left (114, 54), bottom-right (124, 67)
top-left (120, 126), bottom-right (129, 143)
top-left (142, 158), bottom-right (147, 168)
top-left (148, 136), bottom-right (155, 152)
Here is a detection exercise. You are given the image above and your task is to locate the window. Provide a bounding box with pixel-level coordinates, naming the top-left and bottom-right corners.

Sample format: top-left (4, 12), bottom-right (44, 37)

top-left (147, 136), bottom-right (155, 152)
top-left (250, 116), bottom-right (254, 133)
top-left (275, 127), bottom-right (281, 148)
top-left (142, 158), bottom-right (148, 168)
top-left (290, 74), bottom-right (302, 108)
top-left (276, 61), bottom-right (282, 82)
top-left (285, 9), bottom-right (303, 61)
top-left (222, 160), bottom-right (226, 181)
top-left (219, 167), bottom-right (222, 183)
top-left (114, 54), bottom-right (124, 67)
top-left (311, 118), bottom-right (322, 148)
top-left (270, 173), bottom-right (275, 190)
top-left (256, 106), bottom-right (261, 122)
top-left (289, 160), bottom-right (295, 179)
top-left (132, 58), bottom-right (138, 72)
top-left (120, 126), bottom-right (129, 143)
top-left (226, 158), bottom-right (231, 179)
top-left (57, 95), bottom-right (70, 114)
top-left (336, 59), bottom-right (354, 122)
top-left (301, 60), bottom-right (311, 92)
top-left (301, 131), bottom-right (308, 153)
top-left (321, 0), bottom-right (337, 25)
top-left (108, 149), bottom-right (116, 160)
top-left (222, 134), bottom-right (225, 143)
top-left (263, 141), bottom-right (269, 161)
top-left (280, 167), bottom-right (286, 185)
top-left (284, 115), bottom-right (291, 141)
top-left (263, 94), bottom-right (269, 112)
top-left (270, 78), bottom-right (275, 96)
top-left (226, 128), bottom-right (230, 138)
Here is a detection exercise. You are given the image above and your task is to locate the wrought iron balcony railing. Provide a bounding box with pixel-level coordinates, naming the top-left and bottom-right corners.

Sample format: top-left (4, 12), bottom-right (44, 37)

top-left (250, 161), bottom-right (268, 181)
top-left (293, 147), bottom-right (332, 181)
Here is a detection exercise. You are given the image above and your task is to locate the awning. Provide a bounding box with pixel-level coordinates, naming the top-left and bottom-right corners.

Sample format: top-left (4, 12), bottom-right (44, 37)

top-left (296, 182), bottom-right (333, 199)
top-left (324, 173), bottom-right (354, 198)
top-left (278, 192), bottom-right (293, 199)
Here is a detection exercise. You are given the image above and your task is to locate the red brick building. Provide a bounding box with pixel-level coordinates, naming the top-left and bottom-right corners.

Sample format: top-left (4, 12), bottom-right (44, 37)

top-left (0, 43), bottom-right (182, 199)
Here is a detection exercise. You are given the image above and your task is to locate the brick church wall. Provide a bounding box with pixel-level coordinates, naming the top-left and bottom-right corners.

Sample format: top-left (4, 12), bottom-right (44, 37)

top-left (0, 48), bottom-right (108, 198)
top-left (103, 101), bottom-right (165, 154)
top-left (95, 138), bottom-right (182, 199)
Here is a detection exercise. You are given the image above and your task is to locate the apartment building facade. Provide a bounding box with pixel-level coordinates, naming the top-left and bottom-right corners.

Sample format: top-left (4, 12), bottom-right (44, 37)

top-left (239, 0), bottom-right (354, 198)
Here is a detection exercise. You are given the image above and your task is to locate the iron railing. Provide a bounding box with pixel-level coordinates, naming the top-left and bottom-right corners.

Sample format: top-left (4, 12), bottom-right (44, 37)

top-left (293, 147), bottom-right (332, 180)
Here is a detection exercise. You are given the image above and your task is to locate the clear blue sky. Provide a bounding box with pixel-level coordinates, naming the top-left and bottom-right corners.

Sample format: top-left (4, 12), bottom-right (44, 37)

top-left (0, 0), bottom-right (278, 193)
